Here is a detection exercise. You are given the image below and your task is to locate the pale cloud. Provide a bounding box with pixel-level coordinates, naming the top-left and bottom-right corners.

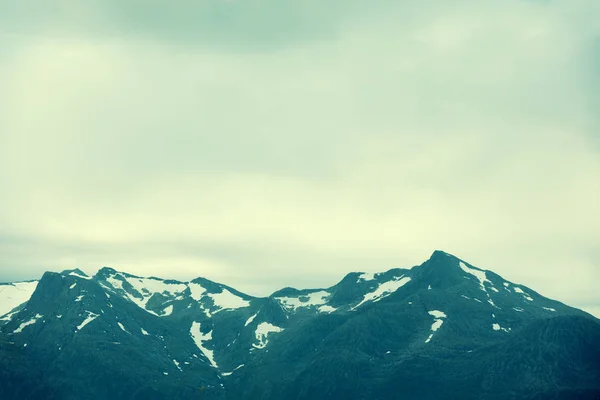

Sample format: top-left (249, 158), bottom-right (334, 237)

top-left (0, 1), bottom-right (599, 317)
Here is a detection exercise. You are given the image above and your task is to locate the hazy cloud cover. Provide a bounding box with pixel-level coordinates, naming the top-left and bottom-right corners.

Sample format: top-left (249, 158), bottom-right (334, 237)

top-left (1, 1), bottom-right (599, 316)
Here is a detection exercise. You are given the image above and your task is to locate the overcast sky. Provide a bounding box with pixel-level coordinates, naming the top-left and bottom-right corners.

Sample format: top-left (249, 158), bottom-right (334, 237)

top-left (1, 1), bottom-right (599, 316)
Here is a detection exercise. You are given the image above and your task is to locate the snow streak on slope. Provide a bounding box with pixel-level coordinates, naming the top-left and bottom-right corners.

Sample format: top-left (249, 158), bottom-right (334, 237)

top-left (0, 281), bottom-right (39, 316)
top-left (13, 314), bottom-right (43, 334)
top-left (190, 322), bottom-right (218, 368)
top-left (425, 310), bottom-right (447, 343)
top-left (77, 311), bottom-right (99, 331)
top-left (222, 364), bottom-right (245, 376)
top-left (245, 313), bottom-right (258, 326)
top-left (117, 322), bottom-right (129, 333)
top-left (459, 261), bottom-right (504, 308)
top-left (459, 262), bottom-right (491, 292)
top-left (352, 276), bottom-right (411, 310)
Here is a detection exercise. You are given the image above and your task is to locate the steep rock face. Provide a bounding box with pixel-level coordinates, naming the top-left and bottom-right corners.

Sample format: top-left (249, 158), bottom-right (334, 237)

top-left (1, 251), bottom-right (598, 400)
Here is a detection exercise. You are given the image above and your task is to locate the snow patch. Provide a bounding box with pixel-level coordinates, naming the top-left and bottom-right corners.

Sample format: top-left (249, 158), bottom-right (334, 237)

top-left (75, 295), bottom-right (84, 302)
top-left (513, 287), bottom-right (534, 301)
top-left (69, 283), bottom-right (77, 290)
top-left (141, 328), bottom-right (150, 335)
top-left (276, 291), bottom-right (330, 311)
top-left (106, 276), bottom-right (124, 291)
top-left (543, 307), bottom-right (556, 312)
top-left (428, 310), bottom-right (447, 319)
top-left (253, 322), bottom-right (283, 349)
top-left (209, 289), bottom-right (250, 311)
top-left (188, 282), bottom-right (207, 301)
top-left (318, 305), bottom-right (337, 313)
top-left (357, 272), bottom-right (375, 282)
top-left (493, 323), bottom-right (511, 333)
top-left (0, 281), bottom-right (39, 317)
top-left (128, 277), bottom-right (187, 299)
top-left (162, 305), bottom-right (174, 316)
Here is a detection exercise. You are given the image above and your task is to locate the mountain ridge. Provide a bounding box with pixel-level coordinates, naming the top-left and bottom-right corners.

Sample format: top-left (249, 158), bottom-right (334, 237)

top-left (1, 250), bottom-right (598, 400)
top-left (0, 250), bottom-right (581, 308)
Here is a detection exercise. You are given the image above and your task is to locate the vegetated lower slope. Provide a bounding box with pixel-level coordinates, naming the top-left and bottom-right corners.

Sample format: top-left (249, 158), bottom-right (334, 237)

top-left (0, 251), bottom-right (598, 400)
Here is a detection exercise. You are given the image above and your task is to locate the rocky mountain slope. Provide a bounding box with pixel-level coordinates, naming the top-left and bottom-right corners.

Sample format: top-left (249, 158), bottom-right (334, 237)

top-left (1, 250), bottom-right (599, 399)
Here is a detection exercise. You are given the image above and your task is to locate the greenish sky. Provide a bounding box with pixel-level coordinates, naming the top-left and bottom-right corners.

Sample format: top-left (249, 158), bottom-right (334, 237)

top-left (0, 0), bottom-right (599, 316)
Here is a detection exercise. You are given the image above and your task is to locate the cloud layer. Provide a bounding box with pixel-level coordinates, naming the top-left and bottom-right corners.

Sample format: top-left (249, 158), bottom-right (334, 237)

top-left (1, 1), bottom-right (599, 316)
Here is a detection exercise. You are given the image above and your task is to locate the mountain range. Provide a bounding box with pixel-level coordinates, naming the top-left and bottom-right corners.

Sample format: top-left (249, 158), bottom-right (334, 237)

top-left (1, 250), bottom-right (599, 400)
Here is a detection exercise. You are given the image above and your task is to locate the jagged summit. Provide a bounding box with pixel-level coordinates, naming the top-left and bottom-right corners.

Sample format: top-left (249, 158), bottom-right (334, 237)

top-left (59, 268), bottom-right (90, 278)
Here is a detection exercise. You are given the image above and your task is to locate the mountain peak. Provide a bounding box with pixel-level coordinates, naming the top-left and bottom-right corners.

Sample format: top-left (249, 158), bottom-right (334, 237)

top-left (94, 266), bottom-right (118, 278)
top-left (428, 249), bottom-right (459, 262)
